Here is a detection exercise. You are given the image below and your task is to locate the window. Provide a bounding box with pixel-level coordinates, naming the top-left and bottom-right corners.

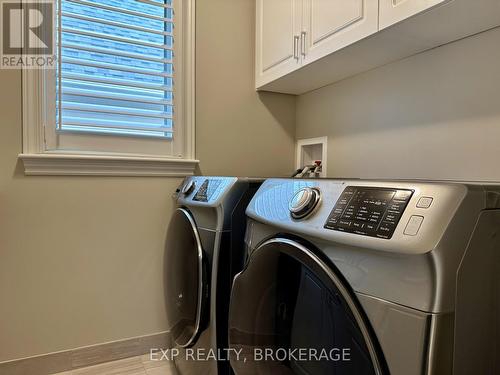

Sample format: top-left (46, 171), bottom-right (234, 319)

top-left (56, 0), bottom-right (174, 138)
top-left (20, 0), bottom-right (196, 176)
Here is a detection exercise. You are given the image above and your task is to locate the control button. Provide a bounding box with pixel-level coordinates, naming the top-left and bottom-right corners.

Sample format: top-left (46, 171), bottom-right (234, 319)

top-left (325, 221), bottom-right (338, 227)
top-left (394, 190), bottom-right (413, 201)
top-left (352, 221), bottom-right (365, 230)
top-left (404, 215), bottom-right (424, 236)
top-left (332, 207), bottom-right (345, 215)
top-left (289, 187), bottom-right (321, 219)
top-left (387, 209), bottom-right (402, 216)
top-left (181, 180), bottom-right (195, 195)
top-left (378, 222), bottom-right (395, 234)
top-left (417, 197), bottom-right (433, 209)
top-left (289, 188), bottom-right (313, 212)
top-left (338, 219), bottom-right (352, 228)
top-left (328, 212), bottom-right (341, 220)
top-left (384, 213), bottom-right (399, 224)
top-left (353, 230), bottom-right (368, 235)
top-left (369, 210), bottom-right (383, 218)
top-left (388, 202), bottom-right (405, 212)
top-left (337, 197), bottom-right (351, 205)
top-left (342, 205), bottom-right (355, 219)
top-left (366, 223), bottom-right (377, 232)
top-left (326, 214), bottom-right (341, 225)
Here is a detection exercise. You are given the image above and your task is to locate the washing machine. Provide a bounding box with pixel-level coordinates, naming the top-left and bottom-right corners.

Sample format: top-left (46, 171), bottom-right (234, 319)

top-left (165, 176), bottom-right (262, 375)
top-left (228, 178), bottom-right (500, 375)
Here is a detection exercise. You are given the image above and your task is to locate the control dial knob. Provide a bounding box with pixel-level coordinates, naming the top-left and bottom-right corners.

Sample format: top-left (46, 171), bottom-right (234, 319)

top-left (289, 187), bottom-right (321, 219)
top-left (181, 180), bottom-right (195, 195)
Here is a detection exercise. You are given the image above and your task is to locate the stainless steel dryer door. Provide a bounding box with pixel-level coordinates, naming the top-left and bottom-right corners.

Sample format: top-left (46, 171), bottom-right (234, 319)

top-left (165, 208), bottom-right (208, 348)
top-left (228, 238), bottom-right (386, 375)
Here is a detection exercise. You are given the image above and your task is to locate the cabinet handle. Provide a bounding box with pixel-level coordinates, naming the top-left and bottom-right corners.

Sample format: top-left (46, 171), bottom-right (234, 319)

top-left (301, 31), bottom-right (307, 57)
top-left (293, 35), bottom-right (300, 60)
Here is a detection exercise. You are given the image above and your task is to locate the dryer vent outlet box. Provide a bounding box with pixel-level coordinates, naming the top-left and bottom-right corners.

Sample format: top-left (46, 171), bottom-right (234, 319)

top-left (296, 137), bottom-right (327, 178)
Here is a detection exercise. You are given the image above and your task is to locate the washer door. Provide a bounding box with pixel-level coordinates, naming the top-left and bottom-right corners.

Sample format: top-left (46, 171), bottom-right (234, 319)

top-left (229, 238), bottom-right (385, 375)
top-left (165, 208), bottom-right (208, 348)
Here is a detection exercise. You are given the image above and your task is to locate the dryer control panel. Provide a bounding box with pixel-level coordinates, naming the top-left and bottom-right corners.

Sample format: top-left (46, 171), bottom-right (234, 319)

top-left (324, 186), bottom-right (413, 239)
top-left (177, 176), bottom-right (240, 207)
top-left (192, 178), bottom-right (224, 202)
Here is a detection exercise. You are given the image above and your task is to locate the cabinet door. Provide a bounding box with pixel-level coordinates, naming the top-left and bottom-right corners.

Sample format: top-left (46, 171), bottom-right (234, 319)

top-left (379, 0), bottom-right (450, 29)
top-left (301, 0), bottom-right (378, 65)
top-left (255, 0), bottom-right (302, 89)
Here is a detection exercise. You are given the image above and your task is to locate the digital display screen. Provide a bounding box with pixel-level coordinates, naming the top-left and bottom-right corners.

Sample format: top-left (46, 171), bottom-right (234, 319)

top-left (192, 179), bottom-right (222, 202)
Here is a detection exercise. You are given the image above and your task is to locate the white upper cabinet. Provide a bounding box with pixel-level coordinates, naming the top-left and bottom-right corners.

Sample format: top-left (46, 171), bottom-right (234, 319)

top-left (256, 0), bottom-right (500, 94)
top-left (379, 0), bottom-right (449, 29)
top-left (255, 0), bottom-right (302, 88)
top-left (255, 0), bottom-right (378, 88)
top-left (302, 0), bottom-right (378, 64)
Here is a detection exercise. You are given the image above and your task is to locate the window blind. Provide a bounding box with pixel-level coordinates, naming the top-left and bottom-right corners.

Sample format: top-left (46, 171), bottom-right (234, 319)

top-left (56, 0), bottom-right (174, 138)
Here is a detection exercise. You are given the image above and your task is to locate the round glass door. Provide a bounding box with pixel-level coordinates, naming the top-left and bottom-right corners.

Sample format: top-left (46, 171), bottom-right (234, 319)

top-left (165, 208), bottom-right (208, 348)
top-left (229, 238), bottom-right (385, 375)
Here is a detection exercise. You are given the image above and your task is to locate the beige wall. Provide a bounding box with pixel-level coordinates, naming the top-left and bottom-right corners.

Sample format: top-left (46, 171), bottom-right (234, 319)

top-left (296, 27), bottom-right (500, 182)
top-left (196, 0), bottom-right (295, 177)
top-left (0, 0), bottom-right (295, 362)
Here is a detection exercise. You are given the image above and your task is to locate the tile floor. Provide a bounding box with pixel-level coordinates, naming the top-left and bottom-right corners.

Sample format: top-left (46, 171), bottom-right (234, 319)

top-left (53, 354), bottom-right (175, 375)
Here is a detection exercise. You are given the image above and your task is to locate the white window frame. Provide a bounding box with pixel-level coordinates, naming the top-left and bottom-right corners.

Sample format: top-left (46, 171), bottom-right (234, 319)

top-left (19, 0), bottom-right (198, 176)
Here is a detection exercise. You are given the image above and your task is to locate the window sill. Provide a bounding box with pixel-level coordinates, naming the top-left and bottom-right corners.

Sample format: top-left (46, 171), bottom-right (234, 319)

top-left (18, 152), bottom-right (199, 177)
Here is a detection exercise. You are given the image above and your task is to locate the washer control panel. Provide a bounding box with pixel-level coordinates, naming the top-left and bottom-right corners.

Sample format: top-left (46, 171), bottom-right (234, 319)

top-left (324, 186), bottom-right (414, 239)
